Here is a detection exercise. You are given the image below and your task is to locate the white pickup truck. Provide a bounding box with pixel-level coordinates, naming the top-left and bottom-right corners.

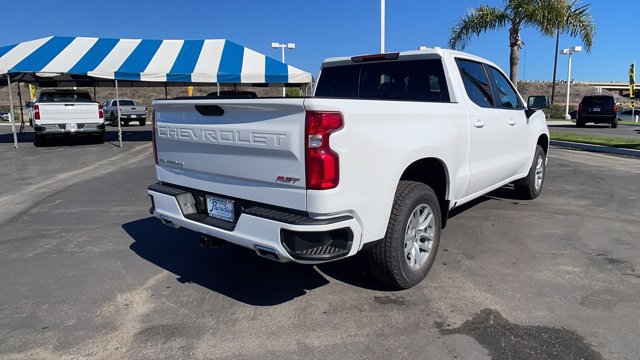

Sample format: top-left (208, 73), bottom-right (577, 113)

top-left (148, 48), bottom-right (550, 288)
top-left (31, 89), bottom-right (105, 145)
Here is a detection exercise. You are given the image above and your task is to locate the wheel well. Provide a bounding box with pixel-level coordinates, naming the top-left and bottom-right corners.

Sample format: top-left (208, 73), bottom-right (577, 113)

top-left (400, 158), bottom-right (449, 227)
top-left (537, 134), bottom-right (549, 155)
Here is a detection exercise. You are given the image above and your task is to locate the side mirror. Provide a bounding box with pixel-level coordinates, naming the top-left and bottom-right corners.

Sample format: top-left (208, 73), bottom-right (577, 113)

top-left (528, 95), bottom-right (549, 110)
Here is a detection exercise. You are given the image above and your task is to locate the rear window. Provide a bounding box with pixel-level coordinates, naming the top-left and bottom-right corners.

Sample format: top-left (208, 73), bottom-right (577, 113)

top-left (38, 92), bottom-right (93, 103)
top-left (115, 100), bottom-right (135, 106)
top-left (581, 96), bottom-right (614, 106)
top-left (315, 59), bottom-right (450, 102)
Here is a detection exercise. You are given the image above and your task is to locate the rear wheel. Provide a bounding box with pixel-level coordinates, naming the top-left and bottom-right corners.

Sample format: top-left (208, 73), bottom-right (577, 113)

top-left (95, 132), bottom-right (105, 144)
top-left (514, 145), bottom-right (546, 200)
top-left (611, 118), bottom-right (618, 128)
top-left (368, 181), bottom-right (441, 289)
top-left (576, 119), bottom-right (585, 128)
top-left (139, 119), bottom-right (146, 126)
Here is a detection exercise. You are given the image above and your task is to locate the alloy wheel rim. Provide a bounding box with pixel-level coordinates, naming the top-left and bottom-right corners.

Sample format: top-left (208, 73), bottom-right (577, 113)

top-left (534, 155), bottom-right (544, 190)
top-left (404, 204), bottom-right (435, 270)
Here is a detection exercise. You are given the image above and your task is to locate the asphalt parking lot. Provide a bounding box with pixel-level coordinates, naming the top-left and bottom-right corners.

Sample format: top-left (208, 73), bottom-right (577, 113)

top-left (549, 122), bottom-right (640, 139)
top-left (0, 125), bottom-right (639, 360)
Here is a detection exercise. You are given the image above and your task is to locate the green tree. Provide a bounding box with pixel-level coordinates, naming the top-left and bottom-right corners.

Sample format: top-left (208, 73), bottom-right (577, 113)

top-left (448, 0), bottom-right (595, 88)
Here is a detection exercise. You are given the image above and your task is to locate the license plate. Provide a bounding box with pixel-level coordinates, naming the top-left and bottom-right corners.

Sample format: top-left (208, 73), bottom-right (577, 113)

top-left (67, 123), bottom-right (77, 131)
top-left (593, 107), bottom-right (601, 112)
top-left (206, 195), bottom-right (235, 222)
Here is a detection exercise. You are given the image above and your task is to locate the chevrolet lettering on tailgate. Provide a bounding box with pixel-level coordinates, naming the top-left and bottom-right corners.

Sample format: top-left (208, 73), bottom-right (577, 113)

top-left (158, 125), bottom-right (287, 148)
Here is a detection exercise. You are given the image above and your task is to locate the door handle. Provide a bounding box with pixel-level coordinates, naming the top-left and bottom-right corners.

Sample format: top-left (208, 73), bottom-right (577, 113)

top-left (508, 119), bottom-right (517, 126)
top-left (473, 119), bottom-right (485, 128)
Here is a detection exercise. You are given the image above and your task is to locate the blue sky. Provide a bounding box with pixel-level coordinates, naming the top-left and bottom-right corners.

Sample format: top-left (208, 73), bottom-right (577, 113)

top-left (0, 0), bottom-right (634, 82)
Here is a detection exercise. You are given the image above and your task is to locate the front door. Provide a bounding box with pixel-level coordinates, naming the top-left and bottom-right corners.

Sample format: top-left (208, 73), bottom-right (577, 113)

top-left (456, 59), bottom-right (513, 197)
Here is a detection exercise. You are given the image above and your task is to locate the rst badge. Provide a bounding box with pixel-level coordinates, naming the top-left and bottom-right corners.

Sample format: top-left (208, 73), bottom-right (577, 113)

top-left (275, 176), bottom-right (300, 184)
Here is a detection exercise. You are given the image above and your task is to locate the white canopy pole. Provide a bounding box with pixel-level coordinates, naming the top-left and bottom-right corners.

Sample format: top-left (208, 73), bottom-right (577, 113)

top-left (115, 79), bottom-right (122, 148)
top-left (6, 76), bottom-right (18, 149)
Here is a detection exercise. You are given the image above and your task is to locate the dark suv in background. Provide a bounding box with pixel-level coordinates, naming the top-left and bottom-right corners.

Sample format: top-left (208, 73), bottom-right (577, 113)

top-left (577, 95), bottom-right (618, 128)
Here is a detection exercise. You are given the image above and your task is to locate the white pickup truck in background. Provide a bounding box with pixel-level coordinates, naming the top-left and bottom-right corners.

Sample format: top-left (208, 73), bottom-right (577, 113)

top-left (148, 48), bottom-right (550, 288)
top-left (31, 89), bottom-right (105, 146)
top-left (102, 98), bottom-right (148, 126)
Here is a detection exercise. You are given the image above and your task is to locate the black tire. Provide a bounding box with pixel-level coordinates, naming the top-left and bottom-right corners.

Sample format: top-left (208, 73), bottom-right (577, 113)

top-left (139, 119), bottom-right (146, 126)
top-left (95, 132), bottom-right (105, 144)
top-left (611, 118), bottom-right (618, 128)
top-left (576, 119), bottom-right (585, 128)
top-left (514, 145), bottom-right (546, 200)
top-left (123, 121), bottom-right (129, 127)
top-left (368, 181), bottom-right (441, 289)
top-left (33, 134), bottom-right (45, 147)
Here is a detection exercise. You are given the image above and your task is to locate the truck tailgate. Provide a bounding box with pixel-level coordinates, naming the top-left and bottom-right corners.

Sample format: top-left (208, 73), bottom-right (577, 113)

top-left (38, 103), bottom-right (100, 124)
top-left (120, 106), bottom-right (147, 115)
top-left (153, 99), bottom-right (307, 211)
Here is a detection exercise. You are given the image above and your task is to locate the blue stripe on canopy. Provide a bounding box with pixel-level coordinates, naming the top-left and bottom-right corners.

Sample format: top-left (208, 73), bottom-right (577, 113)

top-left (115, 39), bottom-right (163, 81)
top-left (167, 40), bottom-right (204, 83)
top-left (0, 44), bottom-right (17, 58)
top-left (217, 40), bottom-right (244, 83)
top-left (265, 56), bottom-right (289, 83)
top-left (11, 37), bottom-right (74, 73)
top-left (68, 38), bottom-right (119, 75)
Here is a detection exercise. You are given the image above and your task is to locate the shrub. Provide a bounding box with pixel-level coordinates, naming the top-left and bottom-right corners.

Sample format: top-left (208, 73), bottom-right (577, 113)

top-left (544, 104), bottom-right (576, 120)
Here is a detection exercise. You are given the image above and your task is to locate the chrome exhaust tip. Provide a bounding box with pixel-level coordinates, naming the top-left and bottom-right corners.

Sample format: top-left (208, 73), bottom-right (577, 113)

top-left (255, 245), bottom-right (280, 262)
top-left (159, 217), bottom-right (180, 229)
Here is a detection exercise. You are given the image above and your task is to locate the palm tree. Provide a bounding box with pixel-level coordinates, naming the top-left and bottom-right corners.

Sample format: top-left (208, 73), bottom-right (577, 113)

top-left (448, 0), bottom-right (595, 88)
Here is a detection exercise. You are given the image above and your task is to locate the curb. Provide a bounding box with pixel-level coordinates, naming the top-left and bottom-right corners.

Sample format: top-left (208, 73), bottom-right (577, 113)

top-left (551, 140), bottom-right (640, 158)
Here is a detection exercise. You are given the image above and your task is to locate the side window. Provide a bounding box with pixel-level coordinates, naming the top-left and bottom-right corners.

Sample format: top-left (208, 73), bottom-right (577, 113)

top-left (488, 66), bottom-right (523, 109)
top-left (456, 59), bottom-right (494, 108)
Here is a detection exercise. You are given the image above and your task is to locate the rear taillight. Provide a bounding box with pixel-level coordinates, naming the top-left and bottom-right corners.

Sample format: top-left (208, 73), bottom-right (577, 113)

top-left (305, 111), bottom-right (343, 190)
top-left (613, 104), bottom-right (618, 113)
top-left (152, 110), bottom-right (158, 165)
top-left (34, 105), bottom-right (40, 120)
top-left (98, 105), bottom-right (103, 119)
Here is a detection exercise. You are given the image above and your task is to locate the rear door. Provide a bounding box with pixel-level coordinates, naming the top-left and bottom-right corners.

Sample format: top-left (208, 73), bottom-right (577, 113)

top-left (153, 98), bottom-right (308, 210)
top-left (457, 59), bottom-right (513, 196)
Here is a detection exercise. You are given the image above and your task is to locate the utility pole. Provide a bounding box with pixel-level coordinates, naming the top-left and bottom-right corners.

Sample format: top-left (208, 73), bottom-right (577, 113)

top-left (551, 29), bottom-right (560, 104)
top-left (381, 0), bottom-right (385, 53)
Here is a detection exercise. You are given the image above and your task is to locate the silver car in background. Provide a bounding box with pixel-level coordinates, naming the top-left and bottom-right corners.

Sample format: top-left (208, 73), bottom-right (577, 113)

top-left (102, 99), bottom-right (147, 126)
top-left (617, 109), bottom-right (640, 122)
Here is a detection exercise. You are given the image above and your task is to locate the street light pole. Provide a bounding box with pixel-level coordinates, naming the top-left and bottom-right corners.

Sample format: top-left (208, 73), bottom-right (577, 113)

top-left (271, 42), bottom-right (296, 97)
top-left (381, 0), bottom-right (385, 53)
top-left (561, 46), bottom-right (582, 120)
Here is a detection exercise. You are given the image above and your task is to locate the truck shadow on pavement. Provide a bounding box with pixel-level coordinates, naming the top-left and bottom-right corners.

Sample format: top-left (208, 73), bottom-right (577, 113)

top-left (0, 129), bottom-right (151, 145)
top-left (124, 217), bottom-right (394, 306)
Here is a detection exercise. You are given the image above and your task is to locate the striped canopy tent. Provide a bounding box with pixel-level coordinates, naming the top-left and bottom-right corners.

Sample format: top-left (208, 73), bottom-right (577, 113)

top-left (0, 36), bottom-right (312, 85)
top-left (1, 36), bottom-right (312, 149)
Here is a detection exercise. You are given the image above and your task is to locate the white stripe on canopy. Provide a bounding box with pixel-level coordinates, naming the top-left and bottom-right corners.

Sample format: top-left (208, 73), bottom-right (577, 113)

top-left (191, 39), bottom-right (225, 83)
top-left (0, 37), bottom-right (51, 74)
top-left (87, 39), bottom-right (141, 80)
top-left (40, 37), bottom-right (98, 73)
top-left (141, 40), bottom-right (184, 82)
